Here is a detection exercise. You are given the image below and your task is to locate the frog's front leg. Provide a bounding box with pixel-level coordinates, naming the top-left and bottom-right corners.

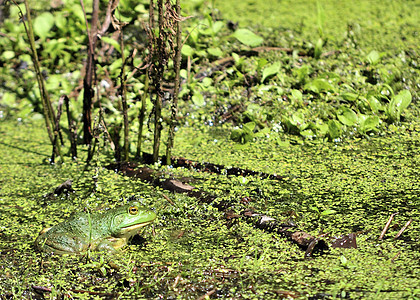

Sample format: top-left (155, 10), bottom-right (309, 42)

top-left (95, 237), bottom-right (128, 252)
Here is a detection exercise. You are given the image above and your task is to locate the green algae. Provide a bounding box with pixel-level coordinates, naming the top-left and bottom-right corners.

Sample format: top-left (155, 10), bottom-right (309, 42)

top-left (213, 0), bottom-right (419, 53)
top-left (1, 117), bottom-right (419, 298)
top-left (1, 0), bottom-right (420, 298)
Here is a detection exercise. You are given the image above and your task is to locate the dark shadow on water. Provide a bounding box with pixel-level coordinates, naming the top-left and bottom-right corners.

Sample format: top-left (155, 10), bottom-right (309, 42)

top-left (0, 140), bottom-right (50, 158)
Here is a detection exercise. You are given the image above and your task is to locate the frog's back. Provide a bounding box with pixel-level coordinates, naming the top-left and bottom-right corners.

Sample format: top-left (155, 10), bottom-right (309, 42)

top-left (47, 212), bottom-right (91, 236)
top-left (35, 212), bottom-right (94, 254)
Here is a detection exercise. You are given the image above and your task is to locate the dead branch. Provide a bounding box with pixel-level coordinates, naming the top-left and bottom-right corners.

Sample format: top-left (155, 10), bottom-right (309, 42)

top-left (394, 218), bottom-right (412, 240)
top-left (379, 212), bottom-right (397, 240)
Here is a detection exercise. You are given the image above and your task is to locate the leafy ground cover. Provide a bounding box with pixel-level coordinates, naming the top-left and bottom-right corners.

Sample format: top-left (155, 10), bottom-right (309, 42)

top-left (0, 0), bottom-right (419, 298)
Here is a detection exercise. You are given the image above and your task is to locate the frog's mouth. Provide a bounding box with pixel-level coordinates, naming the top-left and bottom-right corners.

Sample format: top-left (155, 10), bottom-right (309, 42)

top-left (119, 221), bottom-right (155, 238)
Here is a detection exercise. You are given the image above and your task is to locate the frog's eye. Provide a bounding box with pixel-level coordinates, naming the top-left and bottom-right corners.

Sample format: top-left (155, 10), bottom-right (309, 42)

top-left (128, 206), bottom-right (139, 215)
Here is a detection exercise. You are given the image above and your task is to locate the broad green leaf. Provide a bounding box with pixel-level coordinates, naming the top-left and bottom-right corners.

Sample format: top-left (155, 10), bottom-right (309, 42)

top-left (319, 72), bottom-right (341, 84)
top-left (211, 21), bottom-right (225, 34)
top-left (290, 111), bottom-right (305, 127)
top-left (328, 120), bottom-right (342, 139)
top-left (54, 13), bottom-right (67, 31)
top-left (207, 47), bottom-right (223, 57)
top-left (300, 129), bottom-right (315, 137)
top-left (134, 4), bottom-right (147, 13)
top-left (341, 92), bottom-right (359, 102)
top-left (257, 58), bottom-right (268, 73)
top-left (199, 18), bottom-right (224, 35)
top-left (233, 28), bottom-right (263, 47)
top-left (33, 12), bottom-right (55, 39)
top-left (230, 125), bottom-right (255, 144)
top-left (2, 50), bottom-right (15, 59)
top-left (242, 131), bottom-right (254, 143)
top-left (337, 107), bottom-right (358, 126)
top-left (316, 122), bottom-right (329, 135)
top-left (276, 140), bottom-right (290, 148)
top-left (187, 26), bottom-right (199, 44)
top-left (201, 77), bottom-right (213, 87)
top-left (254, 127), bottom-right (270, 138)
top-left (366, 50), bottom-right (381, 65)
top-left (367, 96), bottom-right (384, 113)
top-left (393, 90), bottom-right (412, 111)
top-left (304, 78), bottom-right (336, 94)
top-left (1, 92), bottom-right (17, 106)
top-left (180, 69), bottom-right (188, 79)
top-left (192, 92), bottom-right (205, 106)
top-left (101, 37), bottom-right (121, 53)
top-left (258, 84), bottom-right (283, 94)
top-left (109, 58), bottom-right (122, 75)
top-left (359, 115), bottom-right (380, 133)
top-left (261, 61), bottom-right (281, 83)
top-left (291, 89), bottom-right (303, 101)
top-left (340, 255), bottom-right (348, 265)
top-left (230, 128), bottom-right (242, 143)
top-left (386, 90), bottom-right (412, 122)
top-left (243, 121), bottom-right (256, 133)
top-left (181, 44), bottom-right (194, 56)
top-left (232, 52), bottom-right (241, 64)
top-left (293, 65), bottom-right (312, 83)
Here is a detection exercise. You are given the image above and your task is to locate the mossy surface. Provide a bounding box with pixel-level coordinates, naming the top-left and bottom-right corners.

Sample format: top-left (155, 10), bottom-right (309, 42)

top-left (1, 118), bottom-right (419, 299)
top-left (1, 0), bottom-right (419, 298)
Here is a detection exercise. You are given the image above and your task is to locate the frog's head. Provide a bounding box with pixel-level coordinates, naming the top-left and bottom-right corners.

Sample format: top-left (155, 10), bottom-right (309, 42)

top-left (110, 202), bottom-right (156, 239)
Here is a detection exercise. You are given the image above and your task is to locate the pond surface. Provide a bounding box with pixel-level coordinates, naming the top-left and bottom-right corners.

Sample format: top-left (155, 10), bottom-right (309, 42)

top-left (0, 117), bottom-right (419, 298)
top-left (0, 0), bottom-right (419, 298)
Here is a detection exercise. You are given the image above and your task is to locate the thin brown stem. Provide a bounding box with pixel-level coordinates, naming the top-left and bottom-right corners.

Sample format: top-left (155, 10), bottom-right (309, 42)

top-left (119, 28), bottom-right (129, 161)
top-left (80, 0), bottom-right (100, 145)
top-left (379, 212), bottom-right (397, 240)
top-left (51, 96), bottom-right (65, 163)
top-left (136, 72), bottom-right (149, 160)
top-left (152, 0), bottom-right (165, 163)
top-left (64, 95), bottom-right (78, 159)
top-left (166, 0), bottom-right (182, 165)
top-left (13, 0), bottom-right (61, 161)
top-left (394, 218), bottom-right (412, 240)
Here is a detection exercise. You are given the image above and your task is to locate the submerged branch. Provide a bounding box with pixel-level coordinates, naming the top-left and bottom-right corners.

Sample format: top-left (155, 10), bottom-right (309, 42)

top-left (142, 153), bottom-right (286, 181)
top-left (106, 162), bottom-right (328, 255)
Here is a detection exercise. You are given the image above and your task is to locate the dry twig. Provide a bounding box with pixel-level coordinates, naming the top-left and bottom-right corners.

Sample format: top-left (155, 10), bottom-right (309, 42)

top-left (379, 212), bottom-right (398, 240)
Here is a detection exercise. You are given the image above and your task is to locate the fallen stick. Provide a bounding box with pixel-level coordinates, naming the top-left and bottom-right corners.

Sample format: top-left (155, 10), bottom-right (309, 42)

top-left (379, 213), bottom-right (398, 240)
top-left (391, 251), bottom-right (401, 263)
top-left (394, 218), bottom-right (412, 240)
top-left (141, 152), bottom-right (286, 181)
top-left (106, 162), bottom-right (328, 255)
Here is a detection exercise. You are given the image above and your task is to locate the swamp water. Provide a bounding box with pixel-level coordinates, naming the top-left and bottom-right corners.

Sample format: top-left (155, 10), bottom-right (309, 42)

top-left (0, 119), bottom-right (419, 298)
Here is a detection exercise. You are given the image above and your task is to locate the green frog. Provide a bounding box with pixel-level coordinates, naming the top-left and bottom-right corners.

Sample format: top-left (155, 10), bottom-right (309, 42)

top-left (35, 202), bottom-right (156, 254)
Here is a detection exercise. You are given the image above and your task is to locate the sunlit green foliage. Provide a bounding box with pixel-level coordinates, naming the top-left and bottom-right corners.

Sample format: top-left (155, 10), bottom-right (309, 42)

top-left (1, 0), bottom-right (418, 146)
